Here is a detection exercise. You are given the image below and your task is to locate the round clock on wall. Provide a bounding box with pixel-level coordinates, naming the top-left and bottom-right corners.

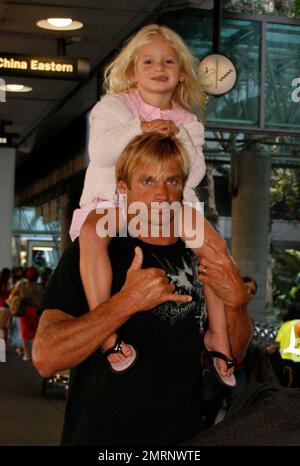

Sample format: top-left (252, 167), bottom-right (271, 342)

top-left (198, 53), bottom-right (237, 96)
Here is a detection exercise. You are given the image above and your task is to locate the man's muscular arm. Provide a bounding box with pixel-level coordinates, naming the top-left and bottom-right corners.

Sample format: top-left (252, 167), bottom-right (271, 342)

top-left (198, 240), bottom-right (253, 364)
top-left (33, 247), bottom-right (192, 377)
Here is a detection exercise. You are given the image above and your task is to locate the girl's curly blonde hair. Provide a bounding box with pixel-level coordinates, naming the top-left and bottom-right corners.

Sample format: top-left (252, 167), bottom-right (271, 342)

top-left (104, 24), bottom-right (206, 114)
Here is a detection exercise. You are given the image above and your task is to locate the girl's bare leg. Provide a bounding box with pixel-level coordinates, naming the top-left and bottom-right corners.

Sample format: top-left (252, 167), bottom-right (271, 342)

top-left (203, 285), bottom-right (234, 377)
top-left (180, 205), bottom-right (234, 377)
top-left (79, 209), bottom-right (132, 365)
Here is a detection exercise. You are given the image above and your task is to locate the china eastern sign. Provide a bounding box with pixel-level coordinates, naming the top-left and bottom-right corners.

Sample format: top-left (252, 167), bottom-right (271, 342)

top-left (0, 53), bottom-right (90, 80)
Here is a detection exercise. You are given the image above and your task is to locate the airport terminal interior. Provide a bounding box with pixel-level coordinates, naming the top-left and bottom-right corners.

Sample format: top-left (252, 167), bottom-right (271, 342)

top-left (0, 0), bottom-right (299, 446)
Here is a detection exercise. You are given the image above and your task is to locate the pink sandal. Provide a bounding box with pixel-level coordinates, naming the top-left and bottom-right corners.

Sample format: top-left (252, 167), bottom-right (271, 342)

top-left (102, 335), bottom-right (138, 374)
top-left (206, 349), bottom-right (236, 387)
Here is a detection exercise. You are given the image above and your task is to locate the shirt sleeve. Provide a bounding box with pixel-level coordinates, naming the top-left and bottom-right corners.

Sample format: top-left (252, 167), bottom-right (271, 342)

top-left (177, 121), bottom-right (206, 202)
top-left (88, 94), bottom-right (142, 168)
top-left (39, 241), bottom-right (88, 318)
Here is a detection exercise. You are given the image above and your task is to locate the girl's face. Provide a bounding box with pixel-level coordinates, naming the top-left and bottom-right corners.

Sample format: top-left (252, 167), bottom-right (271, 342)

top-left (132, 36), bottom-right (185, 98)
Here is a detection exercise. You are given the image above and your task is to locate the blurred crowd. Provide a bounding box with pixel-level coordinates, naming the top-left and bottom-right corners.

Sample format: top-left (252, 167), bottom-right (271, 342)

top-left (0, 266), bottom-right (52, 361)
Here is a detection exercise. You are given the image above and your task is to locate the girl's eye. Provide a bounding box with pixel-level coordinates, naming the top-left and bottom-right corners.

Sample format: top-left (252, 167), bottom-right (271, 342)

top-left (144, 59), bottom-right (152, 65)
top-left (165, 59), bottom-right (175, 64)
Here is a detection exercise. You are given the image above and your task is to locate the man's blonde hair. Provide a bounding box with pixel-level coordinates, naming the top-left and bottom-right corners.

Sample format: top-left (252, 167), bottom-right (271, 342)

top-left (116, 133), bottom-right (190, 187)
top-left (104, 24), bottom-right (206, 114)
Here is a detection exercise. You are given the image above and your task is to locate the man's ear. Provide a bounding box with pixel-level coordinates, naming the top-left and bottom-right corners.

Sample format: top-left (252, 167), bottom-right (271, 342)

top-left (117, 180), bottom-right (128, 194)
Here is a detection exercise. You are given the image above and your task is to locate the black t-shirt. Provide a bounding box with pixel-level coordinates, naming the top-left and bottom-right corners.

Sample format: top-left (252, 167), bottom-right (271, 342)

top-left (41, 236), bottom-right (207, 446)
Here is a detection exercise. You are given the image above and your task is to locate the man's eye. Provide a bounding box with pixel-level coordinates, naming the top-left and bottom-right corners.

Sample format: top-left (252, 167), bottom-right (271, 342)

top-left (167, 178), bottom-right (180, 185)
top-left (142, 178), bottom-right (155, 185)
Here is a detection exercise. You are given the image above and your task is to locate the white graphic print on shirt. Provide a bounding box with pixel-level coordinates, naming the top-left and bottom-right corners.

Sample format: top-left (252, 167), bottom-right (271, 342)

top-left (152, 252), bottom-right (206, 332)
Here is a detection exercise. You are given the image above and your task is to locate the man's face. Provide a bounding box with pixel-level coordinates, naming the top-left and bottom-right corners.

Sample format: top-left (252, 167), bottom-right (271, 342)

top-left (244, 281), bottom-right (257, 302)
top-left (118, 158), bottom-right (184, 232)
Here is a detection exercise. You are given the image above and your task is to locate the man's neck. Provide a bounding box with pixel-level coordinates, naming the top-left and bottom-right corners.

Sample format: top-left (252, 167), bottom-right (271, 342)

top-left (137, 235), bottom-right (178, 246)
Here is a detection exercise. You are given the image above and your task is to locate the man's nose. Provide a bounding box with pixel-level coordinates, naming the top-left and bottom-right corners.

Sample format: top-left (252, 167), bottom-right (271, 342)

top-left (153, 182), bottom-right (169, 201)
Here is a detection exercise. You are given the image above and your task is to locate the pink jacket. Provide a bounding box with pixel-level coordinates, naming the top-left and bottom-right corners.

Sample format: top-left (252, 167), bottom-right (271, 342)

top-left (80, 90), bottom-right (206, 207)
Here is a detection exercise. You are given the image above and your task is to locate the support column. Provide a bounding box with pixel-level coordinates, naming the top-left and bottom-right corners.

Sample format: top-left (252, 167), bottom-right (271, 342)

top-left (0, 148), bottom-right (15, 269)
top-left (231, 145), bottom-right (271, 321)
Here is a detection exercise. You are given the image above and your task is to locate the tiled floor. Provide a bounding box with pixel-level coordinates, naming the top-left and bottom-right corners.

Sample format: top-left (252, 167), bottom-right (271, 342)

top-left (0, 349), bottom-right (65, 445)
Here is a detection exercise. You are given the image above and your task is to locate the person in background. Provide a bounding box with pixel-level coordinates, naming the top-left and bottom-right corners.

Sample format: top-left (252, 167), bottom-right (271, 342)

top-left (0, 268), bottom-right (12, 343)
top-left (201, 276), bottom-right (257, 425)
top-left (9, 267), bottom-right (44, 361)
top-left (12, 267), bottom-right (25, 285)
top-left (227, 277), bottom-right (258, 400)
top-left (8, 267), bottom-right (25, 355)
top-left (243, 276), bottom-right (258, 302)
top-left (271, 302), bottom-right (300, 388)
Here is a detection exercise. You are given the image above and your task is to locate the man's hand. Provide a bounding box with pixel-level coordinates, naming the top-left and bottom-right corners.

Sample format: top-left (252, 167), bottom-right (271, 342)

top-left (198, 240), bottom-right (248, 308)
top-left (121, 246), bottom-right (192, 312)
top-left (141, 119), bottom-right (179, 136)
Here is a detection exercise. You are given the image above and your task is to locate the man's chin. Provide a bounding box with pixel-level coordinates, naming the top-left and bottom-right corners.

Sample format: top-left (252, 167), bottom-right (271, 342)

top-left (127, 216), bottom-right (175, 238)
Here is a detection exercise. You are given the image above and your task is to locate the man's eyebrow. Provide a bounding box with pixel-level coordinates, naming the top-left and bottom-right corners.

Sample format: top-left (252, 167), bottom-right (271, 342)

top-left (137, 172), bottom-right (182, 181)
top-left (166, 173), bottom-right (182, 180)
top-left (138, 174), bottom-right (156, 180)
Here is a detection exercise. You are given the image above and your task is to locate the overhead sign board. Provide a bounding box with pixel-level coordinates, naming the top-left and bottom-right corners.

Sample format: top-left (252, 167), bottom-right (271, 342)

top-left (0, 134), bottom-right (12, 147)
top-left (0, 53), bottom-right (90, 80)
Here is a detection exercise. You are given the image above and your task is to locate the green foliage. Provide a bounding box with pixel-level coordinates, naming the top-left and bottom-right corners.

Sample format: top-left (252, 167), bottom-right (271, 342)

top-left (294, 0), bottom-right (300, 16)
top-left (272, 248), bottom-right (300, 311)
top-left (265, 306), bottom-right (282, 327)
top-left (270, 168), bottom-right (300, 220)
top-left (224, 0), bottom-right (297, 17)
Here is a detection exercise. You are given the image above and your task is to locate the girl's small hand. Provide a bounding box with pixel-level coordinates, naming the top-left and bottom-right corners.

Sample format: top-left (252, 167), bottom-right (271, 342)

top-left (141, 119), bottom-right (179, 136)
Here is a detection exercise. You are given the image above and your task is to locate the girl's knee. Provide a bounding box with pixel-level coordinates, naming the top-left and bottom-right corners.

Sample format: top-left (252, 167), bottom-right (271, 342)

top-left (80, 214), bottom-right (110, 249)
top-left (80, 215), bottom-right (98, 243)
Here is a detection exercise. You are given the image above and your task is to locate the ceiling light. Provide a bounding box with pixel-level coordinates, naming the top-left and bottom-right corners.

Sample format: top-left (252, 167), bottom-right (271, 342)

top-left (37, 18), bottom-right (83, 31)
top-left (47, 18), bottom-right (72, 27)
top-left (0, 84), bottom-right (32, 92)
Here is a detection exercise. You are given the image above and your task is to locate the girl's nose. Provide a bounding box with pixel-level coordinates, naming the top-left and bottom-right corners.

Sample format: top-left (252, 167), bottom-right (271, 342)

top-left (154, 61), bottom-right (164, 70)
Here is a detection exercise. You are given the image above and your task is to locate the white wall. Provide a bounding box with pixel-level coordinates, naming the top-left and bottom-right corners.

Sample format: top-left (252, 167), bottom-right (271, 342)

top-left (219, 216), bottom-right (300, 249)
top-left (0, 148), bottom-right (16, 269)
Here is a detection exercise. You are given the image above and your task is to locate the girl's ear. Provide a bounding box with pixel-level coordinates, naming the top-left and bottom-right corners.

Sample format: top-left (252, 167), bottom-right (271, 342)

top-left (179, 73), bottom-right (186, 83)
top-left (117, 180), bottom-right (128, 194)
top-left (128, 66), bottom-right (137, 84)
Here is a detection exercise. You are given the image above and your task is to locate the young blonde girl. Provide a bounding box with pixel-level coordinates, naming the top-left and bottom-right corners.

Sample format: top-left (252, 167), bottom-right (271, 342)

top-left (70, 24), bottom-right (236, 385)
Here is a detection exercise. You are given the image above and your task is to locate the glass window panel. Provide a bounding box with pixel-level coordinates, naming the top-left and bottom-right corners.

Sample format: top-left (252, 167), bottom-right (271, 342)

top-left (265, 23), bottom-right (300, 130)
top-left (163, 11), bottom-right (260, 127)
top-left (208, 18), bottom-right (260, 126)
